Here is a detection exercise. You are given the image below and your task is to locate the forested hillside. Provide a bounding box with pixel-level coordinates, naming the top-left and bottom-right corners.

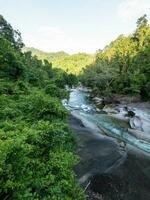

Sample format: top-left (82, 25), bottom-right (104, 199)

top-left (24, 47), bottom-right (94, 75)
top-left (0, 15), bottom-right (84, 199)
top-left (80, 15), bottom-right (150, 100)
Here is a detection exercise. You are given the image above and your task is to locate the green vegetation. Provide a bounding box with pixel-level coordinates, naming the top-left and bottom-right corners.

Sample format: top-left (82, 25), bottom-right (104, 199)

top-left (0, 15), bottom-right (84, 199)
top-left (1, 12), bottom-right (149, 199)
top-left (80, 15), bottom-right (150, 100)
top-left (24, 47), bottom-right (94, 75)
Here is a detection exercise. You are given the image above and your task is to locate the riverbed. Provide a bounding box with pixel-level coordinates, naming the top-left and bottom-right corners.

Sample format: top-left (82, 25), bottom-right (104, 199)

top-left (63, 89), bottom-right (150, 200)
top-left (63, 88), bottom-right (150, 153)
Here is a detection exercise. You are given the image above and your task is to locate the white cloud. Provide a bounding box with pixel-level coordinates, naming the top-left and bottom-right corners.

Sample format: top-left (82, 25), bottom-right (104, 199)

top-left (117, 0), bottom-right (150, 21)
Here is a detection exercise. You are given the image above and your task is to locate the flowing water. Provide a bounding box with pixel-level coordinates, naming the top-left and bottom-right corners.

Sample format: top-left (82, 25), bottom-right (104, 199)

top-left (63, 88), bottom-right (150, 153)
top-left (63, 88), bottom-right (150, 200)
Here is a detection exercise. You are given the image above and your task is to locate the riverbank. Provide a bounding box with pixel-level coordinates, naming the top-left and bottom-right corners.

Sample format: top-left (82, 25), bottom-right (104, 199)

top-left (84, 88), bottom-right (150, 142)
top-left (63, 88), bottom-right (150, 152)
top-left (69, 114), bottom-right (150, 200)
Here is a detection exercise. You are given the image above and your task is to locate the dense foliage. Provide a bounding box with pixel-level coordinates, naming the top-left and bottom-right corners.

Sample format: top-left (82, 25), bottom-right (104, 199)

top-left (0, 15), bottom-right (84, 200)
top-left (80, 15), bottom-right (150, 99)
top-left (23, 47), bottom-right (94, 75)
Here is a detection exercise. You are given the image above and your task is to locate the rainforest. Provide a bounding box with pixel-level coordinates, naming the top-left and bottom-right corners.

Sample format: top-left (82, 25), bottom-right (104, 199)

top-left (0, 4), bottom-right (150, 200)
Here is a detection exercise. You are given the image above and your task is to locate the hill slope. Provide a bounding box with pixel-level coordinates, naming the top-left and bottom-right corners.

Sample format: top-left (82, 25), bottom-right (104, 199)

top-left (23, 47), bottom-right (94, 75)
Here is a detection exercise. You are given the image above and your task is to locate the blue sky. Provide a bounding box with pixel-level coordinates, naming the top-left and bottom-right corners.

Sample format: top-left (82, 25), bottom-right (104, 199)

top-left (0, 0), bottom-right (150, 53)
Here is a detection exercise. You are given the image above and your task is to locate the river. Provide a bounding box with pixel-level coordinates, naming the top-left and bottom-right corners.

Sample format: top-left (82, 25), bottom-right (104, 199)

top-left (63, 88), bottom-right (150, 153)
top-left (63, 88), bottom-right (150, 200)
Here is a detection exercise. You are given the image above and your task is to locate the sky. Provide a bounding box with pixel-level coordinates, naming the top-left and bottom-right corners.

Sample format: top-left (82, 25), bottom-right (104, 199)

top-left (0, 0), bottom-right (150, 54)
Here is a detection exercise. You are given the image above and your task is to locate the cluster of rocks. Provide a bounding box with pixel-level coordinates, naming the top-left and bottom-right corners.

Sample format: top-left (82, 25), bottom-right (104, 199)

top-left (91, 96), bottom-right (120, 109)
top-left (91, 94), bottom-right (141, 109)
top-left (90, 93), bottom-right (150, 139)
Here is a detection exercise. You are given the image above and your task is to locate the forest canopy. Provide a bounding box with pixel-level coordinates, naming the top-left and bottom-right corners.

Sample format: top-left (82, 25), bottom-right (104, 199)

top-left (80, 15), bottom-right (150, 99)
top-left (0, 14), bottom-right (84, 200)
top-left (23, 47), bottom-right (94, 75)
top-left (0, 12), bottom-right (150, 200)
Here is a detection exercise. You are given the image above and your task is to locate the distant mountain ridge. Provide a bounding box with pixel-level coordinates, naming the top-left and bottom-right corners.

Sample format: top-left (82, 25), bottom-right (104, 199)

top-left (23, 47), bottom-right (94, 74)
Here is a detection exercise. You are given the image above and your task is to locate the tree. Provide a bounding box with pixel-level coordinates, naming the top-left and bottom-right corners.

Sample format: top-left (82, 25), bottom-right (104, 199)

top-left (80, 15), bottom-right (150, 99)
top-left (0, 15), bottom-right (85, 199)
top-left (133, 14), bottom-right (150, 48)
top-left (0, 14), bottom-right (24, 50)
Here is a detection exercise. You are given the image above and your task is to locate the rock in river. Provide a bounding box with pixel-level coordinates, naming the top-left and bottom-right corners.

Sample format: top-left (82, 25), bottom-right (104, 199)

top-left (129, 116), bottom-right (143, 131)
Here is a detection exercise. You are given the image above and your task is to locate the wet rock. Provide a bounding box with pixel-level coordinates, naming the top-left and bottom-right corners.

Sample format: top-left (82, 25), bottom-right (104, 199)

top-left (110, 94), bottom-right (141, 104)
top-left (96, 109), bottom-right (108, 114)
top-left (92, 97), bottom-right (105, 109)
top-left (81, 104), bottom-right (91, 112)
top-left (103, 106), bottom-right (119, 114)
top-left (62, 99), bottom-right (68, 106)
top-left (93, 97), bottom-right (103, 104)
top-left (91, 95), bottom-right (123, 110)
top-left (97, 103), bottom-right (105, 109)
top-left (96, 108), bottom-right (100, 112)
top-left (67, 89), bottom-right (150, 199)
top-left (69, 114), bottom-right (150, 200)
top-left (69, 114), bottom-right (85, 128)
top-left (103, 96), bottom-right (120, 105)
top-left (129, 116), bottom-right (143, 130)
top-left (126, 110), bottom-right (135, 117)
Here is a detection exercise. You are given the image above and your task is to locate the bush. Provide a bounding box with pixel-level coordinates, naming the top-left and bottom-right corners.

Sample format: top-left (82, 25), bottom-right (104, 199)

top-left (0, 15), bottom-right (85, 200)
top-left (45, 84), bottom-right (69, 99)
